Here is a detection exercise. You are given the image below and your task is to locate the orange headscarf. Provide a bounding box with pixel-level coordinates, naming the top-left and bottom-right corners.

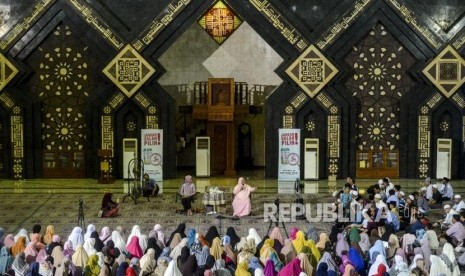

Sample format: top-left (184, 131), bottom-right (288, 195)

top-left (11, 236), bottom-right (27, 257)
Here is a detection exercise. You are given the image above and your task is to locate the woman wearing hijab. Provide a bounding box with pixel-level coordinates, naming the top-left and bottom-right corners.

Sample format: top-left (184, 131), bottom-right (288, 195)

top-left (115, 261), bottom-right (128, 276)
top-left (210, 237), bottom-right (224, 261)
top-left (315, 233), bottom-right (329, 250)
top-left (126, 236), bottom-right (143, 259)
top-left (180, 254), bottom-right (197, 275)
top-left (335, 233), bottom-right (349, 258)
top-left (139, 248), bottom-right (156, 276)
top-left (4, 234), bottom-right (15, 248)
top-left (170, 238), bottom-right (188, 261)
top-left (280, 239), bottom-right (297, 264)
top-left (46, 235), bottom-right (62, 255)
top-left (145, 237), bottom-right (162, 259)
top-left (248, 256), bottom-right (262, 272)
top-left (226, 227), bottom-right (241, 249)
top-left (236, 261), bottom-right (252, 276)
top-left (126, 226), bottom-right (142, 246)
top-left (164, 259), bottom-right (182, 276)
top-left (0, 246), bottom-right (14, 274)
top-left (297, 253), bottom-right (313, 276)
top-left (368, 254), bottom-right (389, 276)
top-left (84, 254), bottom-right (100, 276)
top-left (277, 258), bottom-right (301, 276)
top-left (11, 236), bottom-right (27, 257)
top-left (369, 240), bottom-right (386, 264)
top-left (166, 223), bottom-right (186, 247)
top-left (316, 252), bottom-right (337, 274)
top-left (90, 232), bottom-right (104, 252)
top-left (84, 225), bottom-right (96, 242)
top-left (101, 193), bottom-right (120, 218)
top-left (268, 227), bottom-right (284, 247)
top-left (26, 261), bottom-right (40, 276)
top-left (24, 239), bottom-right (39, 264)
top-left (153, 224), bottom-right (165, 246)
top-left (305, 226), bottom-right (319, 243)
top-left (359, 232), bottom-right (371, 255)
top-left (232, 177), bottom-right (256, 217)
top-left (263, 259), bottom-right (275, 276)
top-left (99, 227), bottom-right (112, 245)
top-left (111, 231), bottom-right (127, 255)
top-left (68, 227), bottom-right (84, 250)
top-left (348, 247), bottom-right (364, 273)
top-left (139, 235), bottom-right (148, 253)
top-left (83, 238), bottom-right (97, 257)
top-left (247, 228), bottom-right (262, 246)
top-left (222, 236), bottom-right (236, 265)
top-left (259, 239), bottom-right (276, 265)
top-left (72, 245), bottom-right (89, 272)
top-left (12, 253), bottom-right (29, 276)
top-left (186, 228), bottom-right (196, 248)
top-left (176, 247), bottom-right (190, 269)
top-left (442, 242), bottom-right (460, 276)
top-left (63, 241), bottom-right (74, 259)
top-left (205, 226), bottom-right (220, 246)
top-left (43, 225), bottom-right (55, 245)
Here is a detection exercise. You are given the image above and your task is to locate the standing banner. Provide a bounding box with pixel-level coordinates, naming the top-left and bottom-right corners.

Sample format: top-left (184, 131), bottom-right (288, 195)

top-left (278, 128), bottom-right (301, 180)
top-left (141, 129), bottom-right (163, 181)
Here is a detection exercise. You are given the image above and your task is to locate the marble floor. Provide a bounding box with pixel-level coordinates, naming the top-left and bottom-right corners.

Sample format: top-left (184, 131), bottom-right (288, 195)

top-left (0, 170), bottom-right (461, 242)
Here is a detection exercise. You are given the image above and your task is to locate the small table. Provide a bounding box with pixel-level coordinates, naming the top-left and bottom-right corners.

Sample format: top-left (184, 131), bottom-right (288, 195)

top-left (203, 190), bottom-right (226, 215)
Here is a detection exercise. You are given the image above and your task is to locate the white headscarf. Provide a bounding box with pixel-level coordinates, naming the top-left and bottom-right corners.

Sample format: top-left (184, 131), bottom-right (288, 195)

top-left (169, 238), bottom-right (188, 261)
top-left (140, 248), bottom-right (156, 275)
top-left (359, 232), bottom-right (371, 253)
top-left (410, 253), bottom-right (423, 270)
top-left (99, 226), bottom-right (112, 245)
top-left (368, 254), bottom-right (389, 276)
top-left (430, 255), bottom-right (452, 276)
top-left (84, 224), bottom-right (95, 242)
top-left (254, 268), bottom-right (265, 276)
top-left (126, 225), bottom-right (142, 246)
top-left (139, 235), bottom-right (148, 253)
top-left (14, 229), bottom-right (30, 244)
top-left (163, 259), bottom-right (181, 276)
top-left (67, 227), bottom-right (83, 250)
top-left (111, 231), bottom-right (127, 254)
top-left (154, 224), bottom-right (165, 246)
top-left (246, 228), bottom-right (262, 245)
top-left (442, 243), bottom-right (460, 276)
top-left (83, 238), bottom-right (97, 257)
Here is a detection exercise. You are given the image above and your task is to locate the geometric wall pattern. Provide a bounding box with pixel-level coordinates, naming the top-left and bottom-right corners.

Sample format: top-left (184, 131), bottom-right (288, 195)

top-left (103, 44), bottom-right (155, 98)
top-left (422, 45), bottom-right (465, 98)
top-left (198, 0), bottom-right (242, 45)
top-left (35, 25), bottom-right (90, 151)
top-left (345, 24), bottom-right (416, 150)
top-left (286, 44), bottom-right (339, 98)
top-left (0, 52), bottom-right (18, 91)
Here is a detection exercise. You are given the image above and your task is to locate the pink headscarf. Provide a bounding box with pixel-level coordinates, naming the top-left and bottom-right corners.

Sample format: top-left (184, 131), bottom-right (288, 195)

top-left (52, 235), bottom-right (61, 243)
top-left (269, 227), bottom-right (284, 246)
top-left (290, 228), bottom-right (298, 240)
top-left (277, 258), bottom-right (301, 276)
top-left (4, 234), bottom-right (14, 248)
top-left (154, 224), bottom-right (165, 246)
top-left (126, 236), bottom-right (143, 259)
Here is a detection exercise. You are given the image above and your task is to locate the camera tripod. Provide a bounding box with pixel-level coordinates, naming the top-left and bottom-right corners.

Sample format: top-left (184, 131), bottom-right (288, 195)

top-left (78, 199), bottom-right (85, 229)
top-left (267, 197), bottom-right (289, 238)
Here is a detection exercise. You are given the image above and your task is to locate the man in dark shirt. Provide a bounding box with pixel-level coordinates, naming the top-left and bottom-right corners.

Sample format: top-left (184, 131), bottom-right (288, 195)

top-left (143, 173), bottom-right (159, 197)
top-left (430, 184), bottom-right (443, 209)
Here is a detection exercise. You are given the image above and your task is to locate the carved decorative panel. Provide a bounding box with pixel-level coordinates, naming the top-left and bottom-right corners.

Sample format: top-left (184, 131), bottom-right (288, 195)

top-left (198, 0), bottom-right (242, 45)
top-left (345, 24), bottom-right (415, 150)
top-left (0, 53), bottom-right (18, 91)
top-left (103, 44), bottom-right (155, 98)
top-left (422, 45), bottom-right (465, 98)
top-left (286, 45), bottom-right (339, 98)
top-left (34, 25), bottom-right (90, 151)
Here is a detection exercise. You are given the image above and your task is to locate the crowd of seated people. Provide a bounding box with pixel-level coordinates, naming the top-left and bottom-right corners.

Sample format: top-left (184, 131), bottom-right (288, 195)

top-left (1, 176), bottom-right (465, 275)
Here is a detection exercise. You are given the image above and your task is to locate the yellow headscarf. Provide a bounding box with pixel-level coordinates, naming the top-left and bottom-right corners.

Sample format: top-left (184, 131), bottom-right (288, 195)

top-left (291, 231), bottom-right (307, 254)
top-left (84, 254), bottom-right (100, 276)
top-left (210, 237), bottom-right (223, 260)
top-left (259, 239), bottom-right (276, 265)
top-left (43, 225), bottom-right (55, 245)
top-left (307, 239), bottom-right (321, 262)
top-left (235, 261), bottom-right (251, 276)
top-left (72, 245), bottom-right (89, 268)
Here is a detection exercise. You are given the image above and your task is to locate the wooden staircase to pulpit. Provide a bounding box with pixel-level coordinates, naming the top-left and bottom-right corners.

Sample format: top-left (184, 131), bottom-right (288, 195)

top-left (192, 78), bottom-right (250, 176)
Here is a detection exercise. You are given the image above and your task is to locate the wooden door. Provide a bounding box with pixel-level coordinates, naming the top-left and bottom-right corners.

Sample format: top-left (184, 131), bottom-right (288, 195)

top-left (213, 125), bottom-right (227, 175)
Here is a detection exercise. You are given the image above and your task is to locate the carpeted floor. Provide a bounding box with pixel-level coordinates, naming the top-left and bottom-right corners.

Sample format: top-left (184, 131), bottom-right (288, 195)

top-left (0, 191), bottom-right (337, 239)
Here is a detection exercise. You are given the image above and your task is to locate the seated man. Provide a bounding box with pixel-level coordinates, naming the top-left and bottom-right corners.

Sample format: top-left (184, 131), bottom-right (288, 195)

top-left (440, 177), bottom-right (454, 201)
top-left (143, 173), bottom-right (159, 197)
top-left (180, 175), bottom-right (196, 216)
top-left (101, 193), bottom-right (120, 217)
top-left (445, 214), bottom-right (465, 247)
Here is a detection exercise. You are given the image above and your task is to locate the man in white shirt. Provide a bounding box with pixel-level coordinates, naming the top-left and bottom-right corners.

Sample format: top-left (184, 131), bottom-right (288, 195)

top-left (424, 177), bottom-right (433, 200)
top-left (453, 194), bottom-right (465, 212)
top-left (441, 177), bottom-right (454, 201)
top-left (438, 204), bottom-right (458, 230)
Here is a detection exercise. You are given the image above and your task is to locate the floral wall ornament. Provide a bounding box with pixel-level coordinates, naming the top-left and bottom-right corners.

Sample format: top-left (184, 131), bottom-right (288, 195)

top-left (345, 24), bottom-right (415, 150)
